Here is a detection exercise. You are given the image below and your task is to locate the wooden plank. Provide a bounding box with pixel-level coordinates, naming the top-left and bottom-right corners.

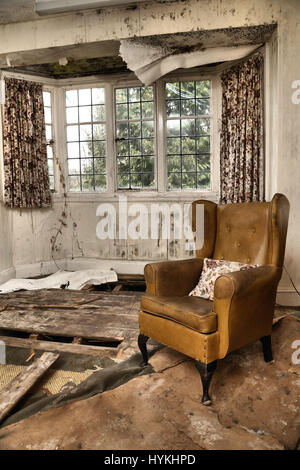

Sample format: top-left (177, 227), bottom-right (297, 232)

top-left (0, 335), bottom-right (119, 358)
top-left (0, 289), bottom-right (141, 342)
top-left (0, 309), bottom-right (138, 340)
top-left (0, 352), bottom-right (59, 423)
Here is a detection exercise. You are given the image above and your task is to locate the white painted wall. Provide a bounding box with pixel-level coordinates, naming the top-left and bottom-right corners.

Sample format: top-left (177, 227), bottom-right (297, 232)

top-left (0, 0), bottom-right (299, 304)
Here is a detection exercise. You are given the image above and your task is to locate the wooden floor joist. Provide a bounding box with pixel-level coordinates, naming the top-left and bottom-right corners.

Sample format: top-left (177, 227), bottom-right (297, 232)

top-left (0, 352), bottom-right (59, 423)
top-left (0, 335), bottom-right (120, 357)
top-left (0, 289), bottom-right (142, 358)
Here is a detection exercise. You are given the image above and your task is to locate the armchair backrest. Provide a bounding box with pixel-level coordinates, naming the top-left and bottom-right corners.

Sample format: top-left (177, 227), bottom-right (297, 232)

top-left (192, 193), bottom-right (289, 267)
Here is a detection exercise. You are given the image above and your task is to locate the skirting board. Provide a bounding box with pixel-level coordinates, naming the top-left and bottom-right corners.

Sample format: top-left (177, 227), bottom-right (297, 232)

top-left (13, 257), bottom-right (148, 279)
top-left (0, 259), bottom-right (299, 306)
top-left (276, 289), bottom-right (300, 307)
top-left (0, 267), bottom-right (16, 285)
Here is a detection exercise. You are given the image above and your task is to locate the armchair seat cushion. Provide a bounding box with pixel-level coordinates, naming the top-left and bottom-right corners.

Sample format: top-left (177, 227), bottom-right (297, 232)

top-left (141, 294), bottom-right (217, 334)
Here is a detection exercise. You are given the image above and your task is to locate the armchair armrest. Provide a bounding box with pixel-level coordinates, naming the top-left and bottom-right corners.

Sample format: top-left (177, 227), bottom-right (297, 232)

top-left (144, 258), bottom-right (204, 297)
top-left (214, 265), bottom-right (282, 358)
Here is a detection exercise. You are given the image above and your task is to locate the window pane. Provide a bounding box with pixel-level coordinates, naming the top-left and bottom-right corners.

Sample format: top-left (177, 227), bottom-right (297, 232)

top-left (196, 80), bottom-right (210, 97)
top-left (43, 89), bottom-right (54, 190)
top-left (65, 87), bottom-right (107, 192)
top-left (143, 156), bottom-right (154, 172)
top-left (166, 82), bottom-right (180, 99)
top-left (117, 157), bottom-right (129, 173)
top-left (116, 122), bottom-right (128, 139)
top-left (129, 102), bottom-right (140, 119)
top-left (141, 101), bottom-right (153, 118)
top-left (93, 141), bottom-right (106, 157)
top-left (118, 174), bottom-right (130, 188)
top-left (81, 158), bottom-right (93, 174)
top-left (93, 124), bottom-right (106, 140)
top-left (79, 89), bottom-right (91, 106)
top-left (43, 91), bottom-right (51, 107)
top-left (94, 158), bottom-right (106, 174)
top-left (66, 90), bottom-right (78, 107)
top-left (116, 103), bottom-right (128, 120)
top-left (168, 172), bottom-right (181, 189)
top-left (166, 120), bottom-right (180, 137)
top-left (79, 125), bottom-right (92, 140)
top-left (182, 155), bottom-right (196, 172)
top-left (82, 175), bottom-right (94, 191)
top-left (67, 142), bottom-right (80, 158)
top-left (130, 157), bottom-right (142, 172)
top-left (168, 155), bottom-right (181, 172)
top-left (68, 159), bottom-right (80, 174)
top-left (196, 98), bottom-right (210, 115)
top-left (44, 107), bottom-right (52, 124)
top-left (142, 121), bottom-right (154, 137)
top-left (182, 172), bottom-right (196, 189)
top-left (129, 122), bottom-right (141, 138)
top-left (181, 99), bottom-right (195, 116)
top-left (80, 141), bottom-right (92, 158)
top-left (66, 107), bottom-right (78, 124)
top-left (167, 138), bottom-right (180, 155)
top-left (165, 79), bottom-right (211, 190)
top-left (46, 125), bottom-right (52, 141)
top-left (94, 174), bottom-right (106, 190)
top-left (197, 136), bottom-right (210, 153)
top-left (115, 85), bottom-right (155, 189)
top-left (79, 106), bottom-right (91, 123)
top-left (181, 81), bottom-right (195, 98)
top-left (47, 146), bottom-right (53, 159)
top-left (131, 173), bottom-right (142, 188)
top-left (92, 105), bottom-right (105, 122)
top-left (92, 88), bottom-right (105, 104)
top-left (141, 86), bottom-right (153, 101)
top-left (69, 175), bottom-right (81, 191)
top-left (67, 126), bottom-right (79, 141)
top-left (48, 159), bottom-right (53, 175)
top-left (116, 88), bottom-right (127, 103)
top-left (128, 87), bottom-right (140, 102)
top-left (166, 100), bottom-right (180, 117)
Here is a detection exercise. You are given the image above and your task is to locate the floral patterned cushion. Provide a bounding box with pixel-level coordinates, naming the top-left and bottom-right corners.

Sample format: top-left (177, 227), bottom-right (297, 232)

top-left (189, 258), bottom-right (259, 301)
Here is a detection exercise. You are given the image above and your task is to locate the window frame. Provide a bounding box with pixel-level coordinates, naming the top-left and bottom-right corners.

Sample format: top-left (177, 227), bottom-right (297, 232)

top-left (160, 72), bottom-right (220, 196)
top-left (64, 84), bottom-right (108, 193)
top-left (42, 86), bottom-right (55, 191)
top-left (113, 80), bottom-right (158, 192)
top-left (0, 69), bottom-right (221, 202)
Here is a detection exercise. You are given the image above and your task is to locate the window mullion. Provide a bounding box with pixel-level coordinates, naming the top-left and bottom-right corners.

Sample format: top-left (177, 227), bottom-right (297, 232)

top-left (106, 82), bottom-right (115, 195)
top-left (156, 79), bottom-right (166, 194)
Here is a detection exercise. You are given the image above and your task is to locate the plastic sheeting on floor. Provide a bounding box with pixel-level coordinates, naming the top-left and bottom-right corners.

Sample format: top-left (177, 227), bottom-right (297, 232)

top-left (0, 269), bottom-right (118, 294)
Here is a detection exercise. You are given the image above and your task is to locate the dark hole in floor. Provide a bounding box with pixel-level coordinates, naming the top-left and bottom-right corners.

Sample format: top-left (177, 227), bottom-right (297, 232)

top-left (81, 338), bottom-right (122, 348)
top-left (0, 329), bottom-right (123, 349)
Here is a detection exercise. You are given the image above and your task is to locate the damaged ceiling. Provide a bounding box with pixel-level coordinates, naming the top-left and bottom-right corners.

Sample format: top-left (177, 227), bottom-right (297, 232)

top-left (1, 24), bottom-right (276, 79)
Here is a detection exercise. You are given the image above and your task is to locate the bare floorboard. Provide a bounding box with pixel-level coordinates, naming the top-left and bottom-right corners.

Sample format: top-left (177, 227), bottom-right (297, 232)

top-left (0, 289), bottom-right (142, 356)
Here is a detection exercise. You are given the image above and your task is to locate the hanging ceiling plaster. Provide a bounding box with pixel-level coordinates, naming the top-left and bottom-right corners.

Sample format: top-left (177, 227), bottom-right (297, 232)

top-left (1, 25), bottom-right (276, 79)
top-left (120, 42), bottom-right (262, 85)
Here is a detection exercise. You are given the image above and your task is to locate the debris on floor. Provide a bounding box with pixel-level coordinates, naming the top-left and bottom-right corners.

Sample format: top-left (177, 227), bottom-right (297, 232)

top-left (0, 288), bottom-right (141, 359)
top-left (0, 269), bottom-right (118, 293)
top-left (0, 315), bottom-right (298, 450)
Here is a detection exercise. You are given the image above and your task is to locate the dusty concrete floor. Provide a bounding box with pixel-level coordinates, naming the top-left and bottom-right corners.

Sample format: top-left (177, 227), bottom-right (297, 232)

top-left (0, 315), bottom-right (299, 450)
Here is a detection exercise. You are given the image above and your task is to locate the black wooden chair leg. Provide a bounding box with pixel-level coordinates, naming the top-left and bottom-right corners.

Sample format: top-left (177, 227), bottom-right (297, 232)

top-left (138, 333), bottom-right (149, 366)
top-left (260, 335), bottom-right (274, 362)
top-left (194, 360), bottom-right (217, 405)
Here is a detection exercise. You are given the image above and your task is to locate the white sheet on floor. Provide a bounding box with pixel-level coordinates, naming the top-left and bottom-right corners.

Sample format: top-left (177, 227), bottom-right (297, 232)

top-left (0, 269), bottom-right (118, 293)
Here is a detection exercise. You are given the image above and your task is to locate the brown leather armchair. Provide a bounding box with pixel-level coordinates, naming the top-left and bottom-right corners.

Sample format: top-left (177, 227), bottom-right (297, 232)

top-left (138, 193), bottom-right (290, 405)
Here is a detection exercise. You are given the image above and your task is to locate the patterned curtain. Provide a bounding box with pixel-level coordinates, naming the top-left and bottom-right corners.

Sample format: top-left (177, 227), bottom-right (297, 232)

top-left (220, 55), bottom-right (264, 204)
top-left (3, 77), bottom-right (51, 208)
